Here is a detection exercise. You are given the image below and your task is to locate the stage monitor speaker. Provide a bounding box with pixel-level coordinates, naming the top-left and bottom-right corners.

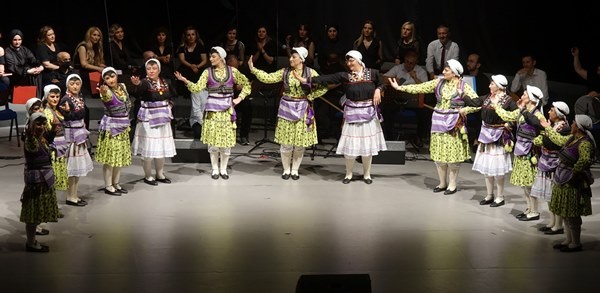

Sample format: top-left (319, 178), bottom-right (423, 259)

top-left (295, 274), bottom-right (371, 293)
top-left (357, 141), bottom-right (405, 165)
top-left (171, 139), bottom-right (210, 163)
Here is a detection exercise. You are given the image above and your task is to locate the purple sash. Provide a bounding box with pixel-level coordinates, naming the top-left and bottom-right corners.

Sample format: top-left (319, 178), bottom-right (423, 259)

top-left (205, 96), bottom-right (233, 112)
top-left (431, 108), bottom-right (459, 133)
top-left (537, 147), bottom-right (560, 172)
top-left (343, 100), bottom-right (377, 123)
top-left (478, 124), bottom-right (504, 144)
top-left (51, 136), bottom-right (68, 158)
top-left (63, 119), bottom-right (89, 145)
top-left (99, 116), bottom-right (130, 137)
top-left (138, 100), bottom-right (172, 127)
top-left (278, 96), bottom-right (309, 121)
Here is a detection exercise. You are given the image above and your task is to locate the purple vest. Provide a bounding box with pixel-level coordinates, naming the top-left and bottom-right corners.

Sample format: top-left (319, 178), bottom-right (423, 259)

top-left (554, 136), bottom-right (595, 185)
top-left (23, 138), bottom-right (55, 188)
top-left (205, 66), bottom-right (235, 112)
top-left (514, 109), bottom-right (540, 156)
top-left (100, 84), bottom-right (130, 136)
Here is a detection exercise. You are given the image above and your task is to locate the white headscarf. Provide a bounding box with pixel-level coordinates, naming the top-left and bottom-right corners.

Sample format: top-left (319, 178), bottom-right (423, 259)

top-left (345, 50), bottom-right (365, 68)
top-left (291, 47), bottom-right (308, 63)
top-left (66, 73), bottom-right (82, 83)
top-left (211, 46), bottom-right (227, 64)
top-left (526, 85), bottom-right (543, 107)
top-left (144, 58), bottom-right (162, 72)
top-left (446, 59), bottom-right (463, 76)
top-left (552, 101), bottom-right (569, 119)
top-left (25, 98), bottom-right (42, 116)
top-left (575, 114), bottom-right (596, 152)
top-left (491, 74), bottom-right (508, 90)
top-left (43, 84), bottom-right (60, 100)
top-left (102, 66), bottom-right (118, 79)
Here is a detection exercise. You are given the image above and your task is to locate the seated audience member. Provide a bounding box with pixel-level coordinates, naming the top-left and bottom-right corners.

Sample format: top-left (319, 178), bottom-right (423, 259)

top-left (382, 50), bottom-right (428, 144)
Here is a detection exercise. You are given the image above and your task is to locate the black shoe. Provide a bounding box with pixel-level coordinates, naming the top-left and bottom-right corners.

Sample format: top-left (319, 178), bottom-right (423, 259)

top-left (553, 243), bottom-right (568, 250)
top-left (156, 177), bottom-right (172, 184)
top-left (342, 178), bottom-right (351, 184)
top-left (66, 199), bottom-right (87, 207)
top-left (433, 186), bottom-right (447, 193)
top-left (364, 178), bottom-right (373, 184)
top-left (35, 228), bottom-right (50, 236)
top-left (282, 173), bottom-right (290, 180)
top-left (444, 188), bottom-right (457, 195)
top-left (115, 186), bottom-right (128, 194)
top-left (479, 198), bottom-right (493, 205)
top-left (144, 178), bottom-right (158, 186)
top-left (490, 200), bottom-right (505, 207)
top-left (25, 243), bottom-right (49, 253)
top-left (104, 188), bottom-right (121, 196)
top-left (211, 173), bottom-right (219, 180)
top-left (240, 137), bottom-right (250, 145)
top-left (515, 213), bottom-right (528, 219)
top-left (291, 174), bottom-right (300, 180)
top-left (220, 173), bottom-right (229, 180)
top-left (560, 245), bottom-right (583, 252)
top-left (538, 226), bottom-right (552, 232)
top-left (544, 228), bottom-right (564, 235)
top-left (519, 214), bottom-right (540, 221)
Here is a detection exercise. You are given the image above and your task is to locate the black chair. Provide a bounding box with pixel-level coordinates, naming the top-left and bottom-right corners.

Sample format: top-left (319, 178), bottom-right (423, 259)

top-left (0, 90), bottom-right (20, 146)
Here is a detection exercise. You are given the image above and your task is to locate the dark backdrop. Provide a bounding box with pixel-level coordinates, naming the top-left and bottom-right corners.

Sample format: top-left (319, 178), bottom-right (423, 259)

top-left (2, 0), bottom-right (598, 86)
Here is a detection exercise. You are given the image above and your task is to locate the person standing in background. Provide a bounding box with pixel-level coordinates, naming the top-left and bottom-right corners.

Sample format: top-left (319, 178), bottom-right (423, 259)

top-left (425, 24), bottom-right (459, 80)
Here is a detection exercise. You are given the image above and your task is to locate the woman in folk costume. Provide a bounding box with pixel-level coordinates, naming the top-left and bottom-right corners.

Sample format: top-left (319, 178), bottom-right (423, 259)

top-left (540, 114), bottom-right (595, 252)
top-left (248, 46), bottom-right (327, 180)
top-left (298, 50), bottom-right (386, 184)
top-left (175, 47), bottom-right (251, 179)
top-left (20, 112), bottom-right (60, 252)
top-left (463, 74), bottom-right (517, 207)
top-left (96, 67), bottom-right (132, 195)
top-left (493, 85), bottom-right (546, 221)
top-left (42, 85), bottom-right (68, 193)
top-left (59, 74), bottom-right (93, 206)
top-left (390, 59), bottom-right (479, 193)
top-left (130, 58), bottom-right (177, 185)
top-left (523, 101), bottom-right (571, 234)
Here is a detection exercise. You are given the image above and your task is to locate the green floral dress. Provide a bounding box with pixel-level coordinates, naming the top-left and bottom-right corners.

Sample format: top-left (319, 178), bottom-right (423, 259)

top-left (251, 66), bottom-right (330, 147)
top-left (398, 78), bottom-right (479, 163)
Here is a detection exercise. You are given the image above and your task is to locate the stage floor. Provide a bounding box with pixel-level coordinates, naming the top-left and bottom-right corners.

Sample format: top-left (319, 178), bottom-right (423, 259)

top-left (1, 126), bottom-right (600, 293)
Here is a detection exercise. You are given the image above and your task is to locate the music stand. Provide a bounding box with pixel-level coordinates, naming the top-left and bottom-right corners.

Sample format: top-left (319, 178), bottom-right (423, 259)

top-left (248, 82), bottom-right (281, 153)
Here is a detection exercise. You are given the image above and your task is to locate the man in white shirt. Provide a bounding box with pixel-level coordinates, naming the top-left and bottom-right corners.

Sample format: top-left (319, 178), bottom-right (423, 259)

top-left (510, 54), bottom-right (549, 106)
top-left (425, 24), bottom-right (459, 80)
top-left (382, 50), bottom-right (429, 143)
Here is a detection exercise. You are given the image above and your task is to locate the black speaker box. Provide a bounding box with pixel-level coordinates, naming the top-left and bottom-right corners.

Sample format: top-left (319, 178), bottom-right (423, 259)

top-left (171, 139), bottom-right (210, 163)
top-left (295, 274), bottom-right (371, 293)
top-left (357, 141), bottom-right (406, 165)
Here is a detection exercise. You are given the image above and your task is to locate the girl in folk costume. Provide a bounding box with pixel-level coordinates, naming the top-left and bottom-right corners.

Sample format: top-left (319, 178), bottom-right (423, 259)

top-left (303, 50), bottom-right (387, 184)
top-left (540, 114), bottom-right (595, 252)
top-left (96, 67), bottom-right (132, 195)
top-left (493, 85), bottom-right (546, 221)
top-left (464, 74), bottom-right (517, 207)
top-left (175, 47), bottom-right (251, 179)
top-left (43, 85), bottom-right (68, 193)
top-left (524, 102), bottom-right (571, 234)
top-left (391, 59), bottom-right (479, 193)
top-left (249, 47), bottom-right (327, 180)
top-left (21, 112), bottom-right (60, 252)
top-left (130, 58), bottom-right (177, 185)
top-left (59, 74), bottom-right (93, 206)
